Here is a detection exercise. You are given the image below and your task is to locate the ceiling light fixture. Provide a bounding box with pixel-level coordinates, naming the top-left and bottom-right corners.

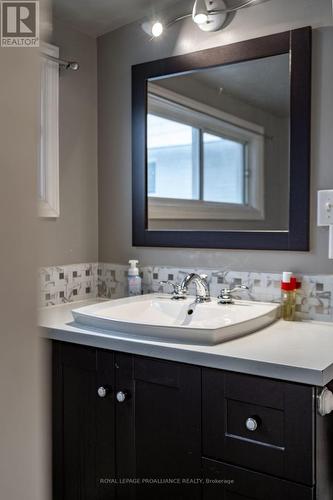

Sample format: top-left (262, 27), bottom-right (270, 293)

top-left (143, 0), bottom-right (267, 37)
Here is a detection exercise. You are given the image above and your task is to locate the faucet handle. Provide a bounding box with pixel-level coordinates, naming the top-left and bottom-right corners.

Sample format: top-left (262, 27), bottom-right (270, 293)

top-left (199, 274), bottom-right (208, 281)
top-left (159, 281), bottom-right (187, 300)
top-left (229, 285), bottom-right (249, 294)
top-left (218, 285), bottom-right (249, 304)
top-left (159, 280), bottom-right (177, 292)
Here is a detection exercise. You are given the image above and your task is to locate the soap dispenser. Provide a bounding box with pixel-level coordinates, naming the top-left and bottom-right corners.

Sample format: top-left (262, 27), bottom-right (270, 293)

top-left (128, 260), bottom-right (142, 296)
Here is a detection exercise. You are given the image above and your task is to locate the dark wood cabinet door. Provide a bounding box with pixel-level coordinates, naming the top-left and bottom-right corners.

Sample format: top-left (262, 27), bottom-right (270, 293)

top-left (115, 354), bottom-right (202, 500)
top-left (202, 459), bottom-right (314, 500)
top-left (202, 369), bottom-right (315, 486)
top-left (52, 341), bottom-right (116, 500)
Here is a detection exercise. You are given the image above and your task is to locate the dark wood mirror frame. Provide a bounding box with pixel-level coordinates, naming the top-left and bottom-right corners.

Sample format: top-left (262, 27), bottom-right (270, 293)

top-left (132, 27), bottom-right (311, 250)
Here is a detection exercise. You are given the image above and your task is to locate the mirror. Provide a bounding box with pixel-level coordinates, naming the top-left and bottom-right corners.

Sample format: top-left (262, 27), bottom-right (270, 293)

top-left (132, 28), bottom-right (311, 250)
top-left (147, 53), bottom-right (290, 231)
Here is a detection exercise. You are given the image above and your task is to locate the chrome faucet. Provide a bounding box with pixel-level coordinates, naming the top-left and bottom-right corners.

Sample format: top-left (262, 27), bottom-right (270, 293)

top-left (160, 273), bottom-right (211, 303)
top-left (180, 273), bottom-right (211, 303)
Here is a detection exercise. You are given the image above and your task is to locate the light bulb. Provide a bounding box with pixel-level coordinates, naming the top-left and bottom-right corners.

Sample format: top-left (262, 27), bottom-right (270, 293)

top-left (192, 0), bottom-right (208, 24)
top-left (193, 12), bottom-right (208, 24)
top-left (151, 21), bottom-right (163, 37)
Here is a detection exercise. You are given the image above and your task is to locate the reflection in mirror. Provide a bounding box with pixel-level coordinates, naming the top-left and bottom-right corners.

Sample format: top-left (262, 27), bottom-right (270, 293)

top-left (146, 54), bottom-right (290, 231)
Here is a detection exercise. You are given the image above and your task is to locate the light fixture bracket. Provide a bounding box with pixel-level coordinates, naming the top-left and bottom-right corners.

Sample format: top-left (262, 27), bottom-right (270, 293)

top-left (198, 0), bottom-right (227, 32)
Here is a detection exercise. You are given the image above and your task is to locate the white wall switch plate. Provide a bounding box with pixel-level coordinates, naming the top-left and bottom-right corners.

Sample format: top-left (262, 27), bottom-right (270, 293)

top-left (317, 190), bottom-right (333, 226)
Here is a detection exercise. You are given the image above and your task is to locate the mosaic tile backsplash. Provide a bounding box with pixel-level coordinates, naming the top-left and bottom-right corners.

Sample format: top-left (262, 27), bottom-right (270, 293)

top-left (39, 263), bottom-right (333, 322)
top-left (39, 263), bottom-right (99, 307)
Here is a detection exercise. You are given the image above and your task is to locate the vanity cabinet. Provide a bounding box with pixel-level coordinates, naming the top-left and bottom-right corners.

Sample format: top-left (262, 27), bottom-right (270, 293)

top-left (52, 341), bottom-right (332, 500)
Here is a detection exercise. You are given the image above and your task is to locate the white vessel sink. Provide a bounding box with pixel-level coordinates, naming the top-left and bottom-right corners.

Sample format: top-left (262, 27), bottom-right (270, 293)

top-left (72, 294), bottom-right (280, 345)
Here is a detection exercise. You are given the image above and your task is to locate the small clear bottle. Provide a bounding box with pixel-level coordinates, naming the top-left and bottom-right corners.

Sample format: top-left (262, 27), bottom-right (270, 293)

top-left (128, 260), bottom-right (142, 296)
top-left (281, 272), bottom-right (296, 321)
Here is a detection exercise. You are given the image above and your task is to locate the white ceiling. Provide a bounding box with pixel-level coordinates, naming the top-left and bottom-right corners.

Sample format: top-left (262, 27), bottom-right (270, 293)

top-left (156, 53), bottom-right (289, 117)
top-left (192, 53), bottom-right (290, 116)
top-left (52, 0), bottom-right (186, 37)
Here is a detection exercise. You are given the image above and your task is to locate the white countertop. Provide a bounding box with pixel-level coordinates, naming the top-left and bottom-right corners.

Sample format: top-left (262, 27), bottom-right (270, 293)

top-left (39, 298), bottom-right (333, 387)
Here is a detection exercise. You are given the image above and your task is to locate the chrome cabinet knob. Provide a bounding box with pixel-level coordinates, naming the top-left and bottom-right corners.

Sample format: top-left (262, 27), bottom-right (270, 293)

top-left (97, 386), bottom-right (109, 398)
top-left (245, 416), bottom-right (259, 431)
top-left (116, 390), bottom-right (128, 403)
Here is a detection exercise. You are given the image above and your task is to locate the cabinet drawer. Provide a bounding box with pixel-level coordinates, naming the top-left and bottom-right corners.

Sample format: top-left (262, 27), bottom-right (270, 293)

top-left (202, 458), bottom-right (314, 500)
top-left (202, 370), bottom-right (315, 485)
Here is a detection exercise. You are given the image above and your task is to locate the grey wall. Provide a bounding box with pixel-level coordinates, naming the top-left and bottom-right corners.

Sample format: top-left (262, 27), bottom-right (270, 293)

top-left (0, 1), bottom-right (49, 497)
top-left (40, 18), bottom-right (98, 266)
top-left (98, 0), bottom-right (333, 274)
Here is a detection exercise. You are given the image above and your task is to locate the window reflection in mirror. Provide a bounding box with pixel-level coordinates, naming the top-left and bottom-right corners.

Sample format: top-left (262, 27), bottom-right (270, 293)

top-left (146, 53), bottom-right (290, 232)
